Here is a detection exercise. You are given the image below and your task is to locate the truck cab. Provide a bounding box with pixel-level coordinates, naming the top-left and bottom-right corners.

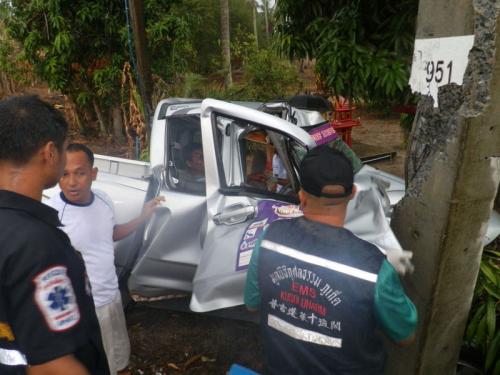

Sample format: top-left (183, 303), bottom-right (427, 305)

top-left (122, 99), bottom-right (404, 312)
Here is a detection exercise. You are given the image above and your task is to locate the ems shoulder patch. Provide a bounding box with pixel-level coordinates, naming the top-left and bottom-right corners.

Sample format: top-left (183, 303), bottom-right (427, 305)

top-left (33, 265), bottom-right (81, 331)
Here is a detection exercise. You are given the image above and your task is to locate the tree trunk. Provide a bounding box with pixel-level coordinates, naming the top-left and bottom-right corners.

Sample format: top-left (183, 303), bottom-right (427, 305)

top-left (263, 0), bottom-right (270, 42)
top-left (253, 1), bottom-right (258, 49)
top-left (299, 59), bottom-right (305, 73)
top-left (0, 73), bottom-right (6, 96)
top-left (66, 96), bottom-right (84, 132)
top-left (128, 0), bottom-right (153, 121)
top-left (111, 105), bottom-right (125, 144)
top-left (121, 98), bottom-right (131, 141)
top-left (0, 72), bottom-right (15, 96)
top-left (220, 0), bottom-right (232, 87)
top-left (92, 99), bottom-right (107, 135)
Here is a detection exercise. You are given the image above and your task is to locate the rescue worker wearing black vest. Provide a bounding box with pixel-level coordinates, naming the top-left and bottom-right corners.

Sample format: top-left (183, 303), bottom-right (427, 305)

top-left (0, 96), bottom-right (109, 375)
top-left (244, 145), bottom-right (417, 375)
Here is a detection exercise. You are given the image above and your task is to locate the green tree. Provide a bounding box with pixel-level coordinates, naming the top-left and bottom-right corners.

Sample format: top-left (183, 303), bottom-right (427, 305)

top-left (173, 0), bottom-right (256, 76)
top-left (464, 247), bottom-right (500, 374)
top-left (242, 49), bottom-right (299, 101)
top-left (274, 0), bottom-right (418, 103)
top-left (4, 0), bottom-right (190, 136)
top-left (2, 0), bottom-right (280, 138)
top-left (145, 0), bottom-right (193, 79)
top-left (0, 9), bottom-right (33, 95)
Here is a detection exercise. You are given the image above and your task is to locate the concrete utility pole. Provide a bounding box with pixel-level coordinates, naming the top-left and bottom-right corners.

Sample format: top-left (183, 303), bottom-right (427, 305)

top-left (128, 0), bottom-right (153, 118)
top-left (386, 1), bottom-right (500, 374)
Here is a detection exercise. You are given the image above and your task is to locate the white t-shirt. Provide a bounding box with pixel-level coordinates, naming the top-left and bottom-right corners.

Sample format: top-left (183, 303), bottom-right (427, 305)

top-left (47, 189), bottom-right (118, 307)
top-left (272, 154), bottom-right (288, 192)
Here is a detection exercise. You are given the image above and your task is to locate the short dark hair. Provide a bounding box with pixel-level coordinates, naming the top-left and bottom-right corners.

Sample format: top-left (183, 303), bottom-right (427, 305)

top-left (183, 143), bottom-right (202, 162)
top-left (67, 143), bottom-right (94, 166)
top-left (0, 95), bottom-right (68, 164)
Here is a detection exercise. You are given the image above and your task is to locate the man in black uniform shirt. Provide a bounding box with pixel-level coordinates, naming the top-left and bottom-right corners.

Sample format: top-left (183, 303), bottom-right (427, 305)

top-left (0, 95), bottom-right (109, 374)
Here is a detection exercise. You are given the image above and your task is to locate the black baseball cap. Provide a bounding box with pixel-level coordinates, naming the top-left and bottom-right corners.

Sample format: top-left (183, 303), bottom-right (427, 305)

top-left (299, 145), bottom-right (354, 198)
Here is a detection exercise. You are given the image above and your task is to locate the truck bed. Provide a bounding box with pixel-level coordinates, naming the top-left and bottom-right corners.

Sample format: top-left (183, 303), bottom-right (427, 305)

top-left (94, 154), bottom-right (150, 179)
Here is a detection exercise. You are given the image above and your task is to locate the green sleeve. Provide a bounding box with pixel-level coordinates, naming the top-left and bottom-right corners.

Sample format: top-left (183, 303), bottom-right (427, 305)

top-left (293, 138), bottom-right (362, 174)
top-left (329, 138), bottom-right (363, 173)
top-left (374, 259), bottom-right (418, 342)
top-left (243, 234), bottom-right (264, 309)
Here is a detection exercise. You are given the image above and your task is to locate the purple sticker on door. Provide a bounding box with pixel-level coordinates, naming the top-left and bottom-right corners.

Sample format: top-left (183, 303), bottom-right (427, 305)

top-left (308, 123), bottom-right (339, 145)
top-left (236, 200), bottom-right (303, 271)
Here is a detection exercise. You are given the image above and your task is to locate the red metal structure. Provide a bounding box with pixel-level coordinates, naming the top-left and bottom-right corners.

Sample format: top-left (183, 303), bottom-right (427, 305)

top-left (330, 98), bottom-right (361, 147)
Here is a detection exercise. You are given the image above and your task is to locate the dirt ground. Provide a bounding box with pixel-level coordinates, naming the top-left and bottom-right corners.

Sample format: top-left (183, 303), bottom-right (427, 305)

top-left (124, 112), bottom-right (407, 375)
top-left (126, 305), bottom-right (264, 374)
top-left (352, 112), bottom-right (407, 179)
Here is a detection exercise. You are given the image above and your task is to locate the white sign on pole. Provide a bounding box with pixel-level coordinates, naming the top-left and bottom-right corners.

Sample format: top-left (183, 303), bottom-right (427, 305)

top-left (409, 35), bottom-right (475, 108)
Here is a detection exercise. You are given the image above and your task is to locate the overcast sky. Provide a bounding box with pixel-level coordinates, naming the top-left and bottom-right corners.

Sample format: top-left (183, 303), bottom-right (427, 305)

top-left (256, 0), bottom-right (275, 9)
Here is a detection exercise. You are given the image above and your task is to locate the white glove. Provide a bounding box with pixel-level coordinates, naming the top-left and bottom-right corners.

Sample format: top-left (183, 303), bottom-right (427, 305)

top-left (386, 250), bottom-right (415, 276)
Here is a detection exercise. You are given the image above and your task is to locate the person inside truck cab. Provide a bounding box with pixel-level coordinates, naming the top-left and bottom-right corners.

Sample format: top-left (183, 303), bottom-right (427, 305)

top-left (266, 141), bottom-right (290, 194)
top-left (177, 143), bottom-right (206, 194)
top-left (246, 150), bottom-right (268, 190)
top-left (182, 143), bottom-right (205, 182)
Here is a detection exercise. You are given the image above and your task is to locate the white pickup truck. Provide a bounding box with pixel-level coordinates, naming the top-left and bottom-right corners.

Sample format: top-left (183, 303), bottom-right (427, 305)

top-left (44, 98), bottom-right (500, 313)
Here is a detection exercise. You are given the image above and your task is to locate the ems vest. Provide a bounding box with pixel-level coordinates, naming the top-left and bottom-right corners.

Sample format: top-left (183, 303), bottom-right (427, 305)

top-left (258, 217), bottom-right (386, 375)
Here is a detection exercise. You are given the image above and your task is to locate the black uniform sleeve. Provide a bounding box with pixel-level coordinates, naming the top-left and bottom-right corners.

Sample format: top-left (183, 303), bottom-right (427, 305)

top-left (3, 239), bottom-right (89, 365)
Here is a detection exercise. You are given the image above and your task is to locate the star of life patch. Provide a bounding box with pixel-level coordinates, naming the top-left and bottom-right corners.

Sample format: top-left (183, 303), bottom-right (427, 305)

top-left (33, 265), bottom-right (80, 331)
